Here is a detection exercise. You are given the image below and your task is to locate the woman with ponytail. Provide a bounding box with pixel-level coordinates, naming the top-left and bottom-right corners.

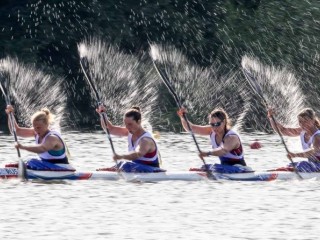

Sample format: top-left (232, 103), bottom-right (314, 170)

top-left (5, 105), bottom-right (73, 171)
top-left (268, 107), bottom-right (320, 172)
top-left (177, 108), bottom-right (251, 173)
top-left (97, 105), bottom-right (164, 173)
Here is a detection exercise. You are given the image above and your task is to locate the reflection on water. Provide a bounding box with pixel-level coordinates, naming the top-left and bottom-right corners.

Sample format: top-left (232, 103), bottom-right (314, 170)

top-left (0, 132), bottom-right (319, 240)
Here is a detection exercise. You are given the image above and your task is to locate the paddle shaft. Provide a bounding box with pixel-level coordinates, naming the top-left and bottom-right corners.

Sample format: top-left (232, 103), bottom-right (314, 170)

top-left (79, 58), bottom-right (116, 155)
top-left (258, 91), bottom-right (300, 166)
top-left (151, 61), bottom-right (202, 153)
top-left (0, 81), bottom-right (22, 158)
top-left (0, 76), bottom-right (27, 180)
top-left (152, 60), bottom-right (215, 179)
top-left (8, 112), bottom-right (21, 158)
top-left (242, 69), bottom-right (303, 179)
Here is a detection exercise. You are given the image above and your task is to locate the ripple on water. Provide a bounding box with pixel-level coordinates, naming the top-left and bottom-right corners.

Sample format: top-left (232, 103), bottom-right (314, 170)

top-left (0, 132), bottom-right (319, 240)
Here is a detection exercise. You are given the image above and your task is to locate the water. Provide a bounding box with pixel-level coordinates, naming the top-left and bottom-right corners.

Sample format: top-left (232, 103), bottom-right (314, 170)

top-left (0, 131), bottom-right (319, 240)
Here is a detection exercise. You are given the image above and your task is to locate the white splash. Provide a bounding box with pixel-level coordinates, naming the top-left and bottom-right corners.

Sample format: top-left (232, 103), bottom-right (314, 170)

top-left (150, 45), bottom-right (160, 61)
top-left (77, 37), bottom-right (158, 126)
top-left (241, 55), bottom-right (306, 128)
top-left (78, 43), bottom-right (88, 58)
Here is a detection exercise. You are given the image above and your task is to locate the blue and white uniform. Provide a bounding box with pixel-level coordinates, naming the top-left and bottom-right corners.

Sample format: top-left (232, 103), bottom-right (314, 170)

top-left (127, 132), bottom-right (160, 167)
top-left (36, 130), bottom-right (69, 164)
top-left (210, 129), bottom-right (246, 166)
top-left (290, 130), bottom-right (320, 172)
top-left (200, 129), bottom-right (251, 174)
top-left (26, 130), bottom-right (74, 171)
top-left (300, 130), bottom-right (320, 161)
top-left (118, 131), bottom-right (165, 173)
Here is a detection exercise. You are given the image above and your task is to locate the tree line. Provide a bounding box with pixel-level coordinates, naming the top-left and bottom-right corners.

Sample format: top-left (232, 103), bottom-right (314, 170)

top-left (0, 0), bottom-right (319, 131)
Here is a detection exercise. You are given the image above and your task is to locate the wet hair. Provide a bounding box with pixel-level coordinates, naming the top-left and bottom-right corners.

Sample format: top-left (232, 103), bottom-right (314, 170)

top-left (209, 108), bottom-right (231, 129)
top-left (124, 106), bottom-right (141, 122)
top-left (31, 108), bottom-right (54, 125)
top-left (298, 108), bottom-right (320, 128)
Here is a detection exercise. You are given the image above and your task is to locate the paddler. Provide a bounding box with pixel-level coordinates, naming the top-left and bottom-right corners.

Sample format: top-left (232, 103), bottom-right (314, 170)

top-left (178, 107), bottom-right (252, 173)
top-left (268, 107), bottom-right (320, 172)
top-left (97, 105), bottom-right (164, 173)
top-left (5, 105), bottom-right (74, 171)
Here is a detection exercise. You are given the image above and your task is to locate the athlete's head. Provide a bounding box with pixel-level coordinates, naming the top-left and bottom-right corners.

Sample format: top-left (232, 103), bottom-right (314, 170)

top-left (298, 108), bottom-right (320, 129)
top-left (209, 108), bottom-right (231, 132)
top-left (31, 108), bottom-right (54, 135)
top-left (124, 106), bottom-right (142, 134)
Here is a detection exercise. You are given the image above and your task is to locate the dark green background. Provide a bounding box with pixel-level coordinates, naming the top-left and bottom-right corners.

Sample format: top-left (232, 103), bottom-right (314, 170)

top-left (1, 0), bottom-right (319, 130)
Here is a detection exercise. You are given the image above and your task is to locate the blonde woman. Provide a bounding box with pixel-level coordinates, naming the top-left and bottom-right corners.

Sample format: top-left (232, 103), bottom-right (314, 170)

top-left (5, 105), bottom-right (73, 170)
top-left (268, 108), bottom-right (320, 172)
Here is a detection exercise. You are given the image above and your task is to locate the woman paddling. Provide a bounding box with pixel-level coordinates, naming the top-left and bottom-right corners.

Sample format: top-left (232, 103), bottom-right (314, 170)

top-left (5, 105), bottom-right (74, 171)
top-left (97, 106), bottom-right (164, 173)
top-left (268, 108), bottom-right (320, 172)
top-left (178, 108), bottom-right (251, 173)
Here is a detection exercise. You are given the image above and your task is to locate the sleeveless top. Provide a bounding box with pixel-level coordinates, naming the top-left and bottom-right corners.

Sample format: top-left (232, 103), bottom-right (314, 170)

top-left (35, 130), bottom-right (69, 164)
top-left (300, 130), bottom-right (320, 161)
top-left (210, 129), bottom-right (246, 166)
top-left (127, 132), bottom-right (159, 167)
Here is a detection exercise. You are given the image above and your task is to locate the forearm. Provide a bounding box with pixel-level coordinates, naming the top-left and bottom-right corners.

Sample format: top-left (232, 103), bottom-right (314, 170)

top-left (180, 117), bottom-right (193, 132)
top-left (117, 151), bottom-right (142, 161)
top-left (206, 147), bottom-right (228, 157)
top-left (291, 149), bottom-right (315, 158)
top-left (19, 144), bottom-right (47, 154)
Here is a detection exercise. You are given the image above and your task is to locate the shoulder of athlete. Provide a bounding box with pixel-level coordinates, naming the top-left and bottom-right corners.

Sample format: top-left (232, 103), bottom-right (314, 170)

top-left (139, 137), bottom-right (156, 150)
top-left (44, 134), bottom-right (61, 147)
top-left (313, 134), bottom-right (320, 146)
top-left (223, 134), bottom-right (241, 149)
top-left (139, 136), bottom-right (155, 145)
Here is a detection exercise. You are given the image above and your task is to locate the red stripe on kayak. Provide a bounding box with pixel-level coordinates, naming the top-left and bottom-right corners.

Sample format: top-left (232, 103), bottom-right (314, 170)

top-left (267, 173), bottom-right (278, 181)
top-left (77, 173), bottom-right (93, 180)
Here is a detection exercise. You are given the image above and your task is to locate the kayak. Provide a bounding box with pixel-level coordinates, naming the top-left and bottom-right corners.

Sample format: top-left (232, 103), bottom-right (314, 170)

top-left (1, 166), bottom-right (320, 182)
top-left (0, 167), bottom-right (206, 181)
top-left (0, 167), bottom-right (119, 181)
top-left (121, 170), bottom-right (320, 182)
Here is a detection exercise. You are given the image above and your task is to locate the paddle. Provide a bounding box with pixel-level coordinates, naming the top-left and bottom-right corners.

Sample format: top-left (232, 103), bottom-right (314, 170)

top-left (0, 72), bottom-right (27, 180)
top-left (79, 57), bottom-right (118, 166)
top-left (242, 69), bottom-right (303, 179)
top-left (150, 57), bottom-right (216, 180)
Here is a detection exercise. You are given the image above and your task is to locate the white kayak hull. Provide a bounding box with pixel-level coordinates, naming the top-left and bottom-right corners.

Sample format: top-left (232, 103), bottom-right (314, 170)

top-left (0, 168), bottom-right (119, 181)
top-left (1, 167), bottom-right (320, 182)
top-left (120, 171), bottom-right (320, 182)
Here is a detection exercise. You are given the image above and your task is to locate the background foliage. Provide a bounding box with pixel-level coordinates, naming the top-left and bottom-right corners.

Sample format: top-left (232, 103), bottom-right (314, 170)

top-left (0, 0), bottom-right (319, 131)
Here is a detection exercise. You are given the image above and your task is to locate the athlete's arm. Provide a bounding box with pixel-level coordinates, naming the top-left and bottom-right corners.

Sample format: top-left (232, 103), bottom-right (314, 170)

top-left (16, 135), bottom-right (59, 154)
top-left (113, 138), bottom-right (154, 161)
top-left (199, 135), bottom-right (240, 158)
